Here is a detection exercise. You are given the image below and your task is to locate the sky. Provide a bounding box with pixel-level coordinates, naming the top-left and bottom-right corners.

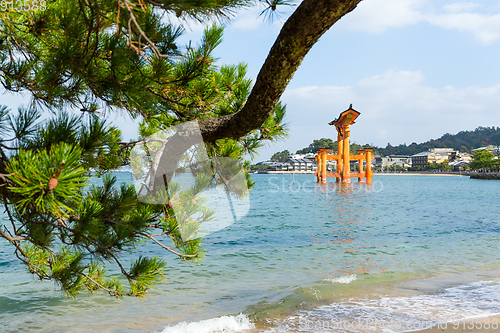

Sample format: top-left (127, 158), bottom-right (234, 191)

top-left (2, 0), bottom-right (500, 162)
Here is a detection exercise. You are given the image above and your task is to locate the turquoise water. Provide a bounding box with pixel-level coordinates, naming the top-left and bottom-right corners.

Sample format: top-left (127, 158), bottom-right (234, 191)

top-left (2, 173), bottom-right (500, 332)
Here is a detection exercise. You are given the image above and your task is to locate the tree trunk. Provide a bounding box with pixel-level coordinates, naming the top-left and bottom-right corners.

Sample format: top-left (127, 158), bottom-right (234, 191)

top-left (199, 0), bottom-right (362, 142)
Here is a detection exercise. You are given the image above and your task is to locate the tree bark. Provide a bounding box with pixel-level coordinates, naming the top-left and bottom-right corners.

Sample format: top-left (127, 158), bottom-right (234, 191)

top-left (199, 0), bottom-right (362, 142)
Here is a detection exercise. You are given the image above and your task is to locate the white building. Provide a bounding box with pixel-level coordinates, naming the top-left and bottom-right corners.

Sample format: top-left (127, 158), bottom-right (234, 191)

top-left (284, 158), bottom-right (317, 172)
top-left (381, 155), bottom-right (411, 168)
top-left (471, 145), bottom-right (500, 156)
top-left (288, 153), bottom-right (316, 160)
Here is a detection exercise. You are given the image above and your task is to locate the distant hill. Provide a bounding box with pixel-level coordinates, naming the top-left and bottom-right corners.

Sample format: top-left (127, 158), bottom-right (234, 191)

top-left (294, 126), bottom-right (500, 157)
top-left (377, 126), bottom-right (500, 156)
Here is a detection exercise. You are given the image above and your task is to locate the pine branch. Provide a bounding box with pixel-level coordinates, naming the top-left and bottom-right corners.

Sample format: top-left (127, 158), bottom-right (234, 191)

top-left (0, 229), bottom-right (25, 242)
top-left (121, 0), bottom-right (189, 60)
top-left (79, 271), bottom-right (125, 297)
top-left (141, 232), bottom-right (199, 259)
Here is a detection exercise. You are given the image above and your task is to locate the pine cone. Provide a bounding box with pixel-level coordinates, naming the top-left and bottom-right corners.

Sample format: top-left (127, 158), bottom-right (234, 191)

top-left (48, 178), bottom-right (58, 191)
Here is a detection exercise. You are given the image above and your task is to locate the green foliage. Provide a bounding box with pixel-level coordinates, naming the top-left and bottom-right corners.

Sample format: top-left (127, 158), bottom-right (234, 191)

top-left (437, 160), bottom-right (453, 172)
top-left (349, 142), bottom-right (380, 155)
top-left (249, 164), bottom-right (271, 171)
top-left (0, 0), bottom-right (270, 122)
top-left (407, 160), bottom-right (453, 172)
top-left (0, 0), bottom-right (292, 298)
top-left (296, 138), bottom-right (336, 154)
top-left (239, 101), bottom-right (289, 159)
top-left (7, 143), bottom-right (87, 215)
top-left (7, 108), bottom-right (41, 144)
top-left (377, 126), bottom-right (500, 156)
top-left (382, 164), bottom-right (407, 172)
top-left (0, 18), bottom-right (287, 300)
top-left (470, 149), bottom-right (498, 170)
top-left (270, 150), bottom-right (290, 162)
top-left (128, 256), bottom-right (166, 295)
top-left (293, 138), bottom-right (378, 156)
top-left (291, 126), bottom-right (500, 159)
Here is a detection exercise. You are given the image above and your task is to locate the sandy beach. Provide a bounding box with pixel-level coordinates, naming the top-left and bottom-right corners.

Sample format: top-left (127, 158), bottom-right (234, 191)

top-left (415, 315), bottom-right (500, 333)
top-left (374, 172), bottom-right (465, 176)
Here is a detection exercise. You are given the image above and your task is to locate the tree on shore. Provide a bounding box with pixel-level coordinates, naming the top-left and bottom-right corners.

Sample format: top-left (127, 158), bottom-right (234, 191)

top-left (295, 138), bottom-right (379, 155)
top-left (0, 0), bottom-right (362, 296)
top-left (437, 160), bottom-right (452, 172)
top-left (296, 138), bottom-right (337, 154)
top-left (470, 149), bottom-right (498, 170)
top-left (270, 150), bottom-right (291, 162)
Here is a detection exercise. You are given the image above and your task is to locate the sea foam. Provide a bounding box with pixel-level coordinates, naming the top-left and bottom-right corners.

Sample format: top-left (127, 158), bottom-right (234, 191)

top-left (325, 274), bottom-right (357, 284)
top-left (159, 314), bottom-right (253, 333)
top-left (269, 281), bottom-right (500, 333)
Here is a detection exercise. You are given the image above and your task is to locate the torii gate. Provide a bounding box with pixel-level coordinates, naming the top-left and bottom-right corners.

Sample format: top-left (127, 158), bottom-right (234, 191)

top-left (315, 105), bottom-right (373, 184)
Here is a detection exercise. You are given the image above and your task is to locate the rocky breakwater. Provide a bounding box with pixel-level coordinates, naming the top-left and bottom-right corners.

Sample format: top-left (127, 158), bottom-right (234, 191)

top-left (469, 170), bottom-right (500, 180)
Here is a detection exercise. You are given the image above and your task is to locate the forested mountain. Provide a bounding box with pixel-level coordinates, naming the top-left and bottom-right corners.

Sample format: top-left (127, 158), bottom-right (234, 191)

top-left (295, 138), bottom-right (378, 155)
top-left (377, 126), bottom-right (500, 156)
top-left (292, 127), bottom-right (500, 157)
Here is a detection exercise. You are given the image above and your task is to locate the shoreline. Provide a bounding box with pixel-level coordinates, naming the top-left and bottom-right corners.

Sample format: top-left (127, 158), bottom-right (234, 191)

top-left (252, 171), bottom-right (466, 177)
top-left (246, 265), bottom-right (500, 333)
top-left (413, 314), bottom-right (500, 333)
top-left (253, 171), bottom-right (316, 174)
top-left (374, 172), bottom-right (466, 177)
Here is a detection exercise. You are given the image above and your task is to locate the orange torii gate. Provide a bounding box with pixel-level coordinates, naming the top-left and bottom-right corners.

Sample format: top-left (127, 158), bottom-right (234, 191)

top-left (315, 105), bottom-right (373, 184)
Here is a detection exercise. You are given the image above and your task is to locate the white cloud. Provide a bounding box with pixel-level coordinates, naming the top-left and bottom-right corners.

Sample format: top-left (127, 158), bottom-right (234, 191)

top-left (169, 1), bottom-right (500, 45)
top-left (335, 0), bottom-right (500, 44)
top-left (266, 69), bottom-right (500, 160)
top-left (442, 2), bottom-right (479, 13)
top-left (336, 0), bottom-right (424, 33)
top-left (231, 7), bottom-right (265, 31)
top-left (427, 11), bottom-right (500, 44)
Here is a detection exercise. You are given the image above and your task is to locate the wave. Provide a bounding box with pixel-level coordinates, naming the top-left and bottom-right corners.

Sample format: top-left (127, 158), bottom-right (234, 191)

top-left (313, 280), bottom-right (500, 323)
top-left (159, 314), bottom-right (253, 333)
top-left (324, 274), bottom-right (357, 284)
top-left (262, 280), bottom-right (500, 332)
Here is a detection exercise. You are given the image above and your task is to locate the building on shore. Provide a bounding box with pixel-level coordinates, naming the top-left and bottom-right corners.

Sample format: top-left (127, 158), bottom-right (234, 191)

top-left (411, 149), bottom-right (453, 167)
top-left (288, 153), bottom-right (316, 160)
top-left (411, 151), bottom-right (435, 167)
top-left (268, 162), bottom-right (291, 171)
top-left (286, 158), bottom-right (317, 172)
top-left (254, 161), bottom-right (278, 167)
top-left (411, 148), bottom-right (472, 168)
top-left (471, 145), bottom-right (500, 156)
top-left (258, 147), bottom-right (474, 173)
top-left (381, 155), bottom-right (412, 169)
top-left (268, 158), bottom-right (317, 172)
top-left (457, 152), bottom-right (472, 162)
top-left (449, 160), bottom-right (470, 171)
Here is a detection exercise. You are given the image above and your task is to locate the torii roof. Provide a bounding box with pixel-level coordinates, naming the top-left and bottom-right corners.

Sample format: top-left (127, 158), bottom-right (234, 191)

top-left (328, 104), bottom-right (361, 127)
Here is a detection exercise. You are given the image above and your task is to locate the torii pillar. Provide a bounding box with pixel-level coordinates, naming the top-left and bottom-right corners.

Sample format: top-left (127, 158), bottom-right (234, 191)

top-left (329, 104), bottom-right (360, 183)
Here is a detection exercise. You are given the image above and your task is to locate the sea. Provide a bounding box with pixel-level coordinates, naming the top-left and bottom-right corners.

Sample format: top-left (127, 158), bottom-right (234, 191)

top-left (2, 173), bottom-right (500, 333)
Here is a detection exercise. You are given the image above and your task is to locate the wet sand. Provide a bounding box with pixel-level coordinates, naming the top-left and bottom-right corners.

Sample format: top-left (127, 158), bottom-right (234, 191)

top-left (374, 172), bottom-right (464, 176)
top-left (415, 315), bottom-right (500, 333)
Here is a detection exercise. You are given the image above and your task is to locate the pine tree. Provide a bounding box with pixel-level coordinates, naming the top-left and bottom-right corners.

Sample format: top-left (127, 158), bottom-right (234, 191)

top-left (470, 149), bottom-right (497, 170)
top-left (0, 0), bottom-right (362, 296)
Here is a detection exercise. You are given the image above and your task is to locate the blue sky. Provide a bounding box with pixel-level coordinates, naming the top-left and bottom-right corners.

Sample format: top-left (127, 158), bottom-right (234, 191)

top-left (2, 0), bottom-right (500, 161)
